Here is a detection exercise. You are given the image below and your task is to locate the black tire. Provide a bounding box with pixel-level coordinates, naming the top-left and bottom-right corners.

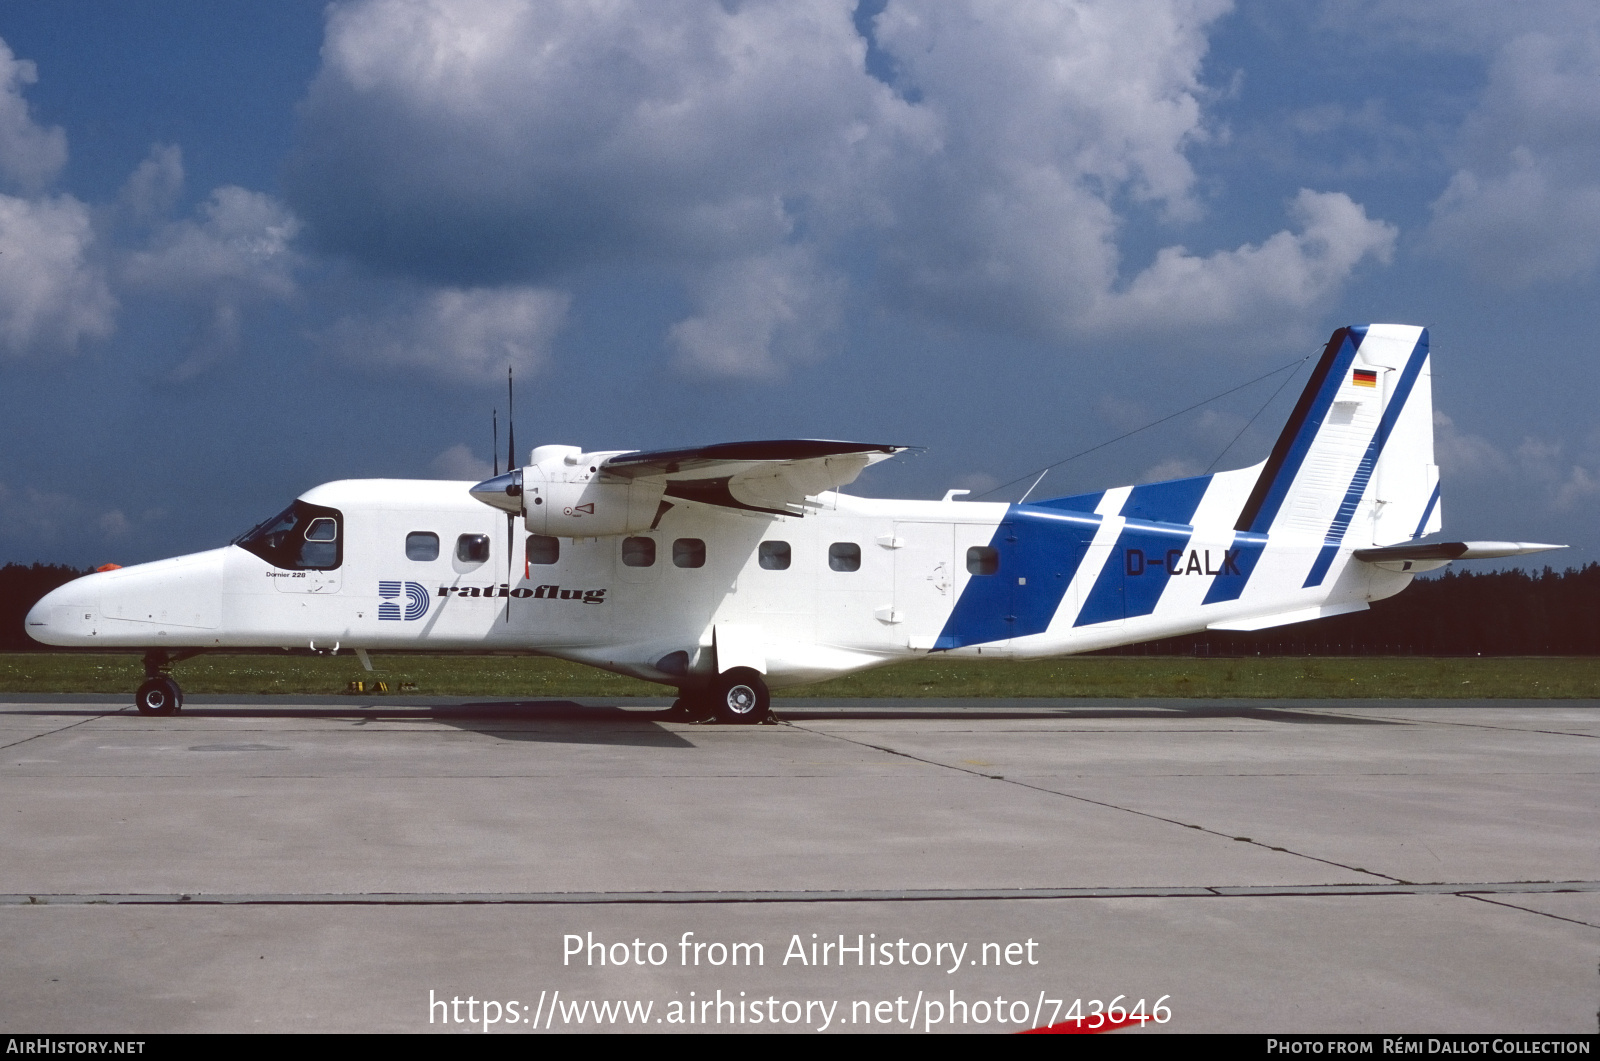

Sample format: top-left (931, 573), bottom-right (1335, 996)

top-left (135, 676), bottom-right (181, 716)
top-left (712, 668), bottom-right (769, 725)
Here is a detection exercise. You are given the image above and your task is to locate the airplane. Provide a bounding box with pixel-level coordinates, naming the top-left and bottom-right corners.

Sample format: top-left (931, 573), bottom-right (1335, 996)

top-left (26, 324), bottom-right (1561, 723)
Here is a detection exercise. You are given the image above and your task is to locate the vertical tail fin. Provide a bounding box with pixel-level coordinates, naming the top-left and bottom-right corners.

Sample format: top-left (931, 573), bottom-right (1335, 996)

top-left (1235, 325), bottom-right (1436, 584)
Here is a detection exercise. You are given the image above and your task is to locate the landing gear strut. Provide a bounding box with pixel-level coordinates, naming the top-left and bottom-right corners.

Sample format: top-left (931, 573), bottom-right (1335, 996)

top-left (135, 651), bottom-right (184, 716)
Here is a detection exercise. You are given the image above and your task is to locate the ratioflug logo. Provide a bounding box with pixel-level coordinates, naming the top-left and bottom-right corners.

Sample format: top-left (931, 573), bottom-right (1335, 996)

top-left (378, 581), bottom-right (430, 621)
top-left (439, 583), bottom-right (607, 604)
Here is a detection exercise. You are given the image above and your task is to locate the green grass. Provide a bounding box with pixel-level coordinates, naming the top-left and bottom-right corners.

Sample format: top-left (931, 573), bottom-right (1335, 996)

top-left (1, 653), bottom-right (1597, 698)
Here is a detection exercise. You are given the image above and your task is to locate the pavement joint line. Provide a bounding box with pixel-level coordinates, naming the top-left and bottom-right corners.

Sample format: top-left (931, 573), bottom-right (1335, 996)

top-left (1460, 893), bottom-right (1600, 931)
top-left (1313, 711), bottom-right (1600, 740)
top-left (4, 882), bottom-right (1598, 906)
top-left (786, 721), bottom-right (1403, 885)
top-left (0, 706), bottom-right (130, 752)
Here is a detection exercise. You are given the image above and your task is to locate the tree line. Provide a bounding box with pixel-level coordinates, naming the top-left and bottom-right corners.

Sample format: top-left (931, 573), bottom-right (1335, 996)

top-left (2, 560), bottom-right (1597, 655)
top-left (1103, 564), bottom-right (1600, 656)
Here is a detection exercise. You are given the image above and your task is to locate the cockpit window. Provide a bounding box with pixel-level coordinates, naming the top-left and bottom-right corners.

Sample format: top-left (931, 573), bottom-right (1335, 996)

top-left (234, 500), bottom-right (344, 571)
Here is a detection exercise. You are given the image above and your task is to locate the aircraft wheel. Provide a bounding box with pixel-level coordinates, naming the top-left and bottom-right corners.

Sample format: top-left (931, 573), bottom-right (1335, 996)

top-left (712, 668), bottom-right (769, 725)
top-left (135, 676), bottom-right (182, 716)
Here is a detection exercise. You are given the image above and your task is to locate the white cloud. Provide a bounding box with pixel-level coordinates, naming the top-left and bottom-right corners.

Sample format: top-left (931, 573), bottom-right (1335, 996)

top-left (287, 0), bottom-right (1395, 372)
top-left (1141, 456), bottom-right (1208, 482)
top-left (1313, 1), bottom-right (1600, 53)
top-left (0, 39), bottom-right (66, 193)
top-left (324, 284), bottom-right (571, 384)
top-left (119, 144), bottom-right (184, 224)
top-left (292, 0), bottom-right (921, 272)
top-left (0, 192), bottom-right (116, 358)
top-left (122, 185), bottom-right (302, 375)
top-left (1088, 189), bottom-right (1396, 334)
top-left (1435, 411), bottom-right (1600, 514)
top-left (1424, 31), bottom-right (1600, 285)
top-left (125, 185), bottom-right (300, 297)
top-left (0, 38), bottom-right (114, 359)
top-left (1434, 410), bottom-right (1513, 479)
top-left (427, 443), bottom-right (494, 481)
top-left (97, 510), bottom-right (132, 539)
top-left (0, 479), bottom-right (91, 542)
top-left (668, 247), bottom-right (844, 378)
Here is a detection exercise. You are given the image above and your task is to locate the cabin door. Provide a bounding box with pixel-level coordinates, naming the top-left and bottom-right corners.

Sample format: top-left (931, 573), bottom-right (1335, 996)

top-left (891, 521), bottom-right (955, 650)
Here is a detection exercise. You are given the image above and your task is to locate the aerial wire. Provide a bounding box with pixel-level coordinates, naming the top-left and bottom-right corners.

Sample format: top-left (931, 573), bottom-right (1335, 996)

top-left (1203, 355), bottom-right (1308, 475)
top-left (972, 352), bottom-right (1312, 502)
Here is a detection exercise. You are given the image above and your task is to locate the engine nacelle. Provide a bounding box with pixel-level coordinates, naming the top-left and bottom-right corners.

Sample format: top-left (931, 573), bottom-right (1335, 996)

top-left (521, 446), bottom-right (664, 537)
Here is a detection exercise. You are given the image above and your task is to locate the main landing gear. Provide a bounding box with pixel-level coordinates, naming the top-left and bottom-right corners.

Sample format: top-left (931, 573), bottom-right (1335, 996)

top-left (669, 667), bottom-right (771, 725)
top-left (134, 650), bottom-right (186, 716)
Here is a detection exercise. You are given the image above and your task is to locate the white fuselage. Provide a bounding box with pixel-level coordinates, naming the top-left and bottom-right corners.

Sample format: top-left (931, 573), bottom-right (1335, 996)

top-left (27, 476), bottom-right (1410, 689)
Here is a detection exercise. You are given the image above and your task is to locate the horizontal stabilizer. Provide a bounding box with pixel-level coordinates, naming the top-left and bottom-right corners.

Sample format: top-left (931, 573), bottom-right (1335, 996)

top-left (1353, 541), bottom-right (1566, 563)
top-left (1207, 601), bottom-right (1369, 632)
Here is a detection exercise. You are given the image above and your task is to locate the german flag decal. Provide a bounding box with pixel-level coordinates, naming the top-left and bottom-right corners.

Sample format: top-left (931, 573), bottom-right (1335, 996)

top-left (1352, 368), bottom-right (1378, 388)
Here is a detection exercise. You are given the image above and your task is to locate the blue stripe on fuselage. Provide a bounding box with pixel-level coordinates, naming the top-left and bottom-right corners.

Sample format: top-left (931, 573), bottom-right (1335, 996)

top-left (1032, 490), bottom-right (1104, 515)
top-left (935, 504), bottom-right (1101, 649)
top-left (1074, 476), bottom-right (1213, 627)
top-left (1200, 530), bottom-right (1268, 605)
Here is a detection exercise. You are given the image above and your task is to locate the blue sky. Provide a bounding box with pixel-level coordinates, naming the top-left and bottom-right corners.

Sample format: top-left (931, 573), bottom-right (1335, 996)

top-left (1, 0), bottom-right (1596, 570)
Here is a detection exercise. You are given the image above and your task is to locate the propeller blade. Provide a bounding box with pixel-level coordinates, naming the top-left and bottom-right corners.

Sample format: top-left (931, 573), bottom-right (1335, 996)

top-left (505, 366), bottom-right (516, 624)
top-left (493, 409), bottom-right (499, 477)
top-left (507, 366), bottom-right (516, 476)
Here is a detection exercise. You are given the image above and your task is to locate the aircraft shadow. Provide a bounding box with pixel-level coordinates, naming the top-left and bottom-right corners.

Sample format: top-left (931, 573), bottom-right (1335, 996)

top-left (420, 701), bottom-right (695, 747)
top-left (5, 700), bottom-right (694, 748)
top-left (768, 705), bottom-right (1404, 725)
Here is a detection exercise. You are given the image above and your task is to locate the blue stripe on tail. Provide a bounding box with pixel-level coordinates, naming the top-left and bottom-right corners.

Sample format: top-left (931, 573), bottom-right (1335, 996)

top-left (1303, 330), bottom-right (1430, 587)
top-left (1235, 328), bottom-right (1364, 534)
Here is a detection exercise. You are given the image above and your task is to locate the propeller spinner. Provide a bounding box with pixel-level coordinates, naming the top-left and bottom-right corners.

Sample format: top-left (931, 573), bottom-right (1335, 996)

top-left (469, 469), bottom-right (523, 515)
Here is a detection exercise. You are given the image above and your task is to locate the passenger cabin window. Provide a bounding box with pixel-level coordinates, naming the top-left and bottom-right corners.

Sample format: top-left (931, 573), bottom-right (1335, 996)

top-left (406, 532), bottom-right (440, 561)
top-left (233, 500), bottom-right (343, 571)
top-left (758, 541), bottom-right (791, 570)
top-left (828, 542), bottom-right (861, 572)
top-left (673, 538), bottom-right (706, 569)
top-left (967, 546), bottom-right (999, 575)
top-left (621, 536), bottom-right (656, 567)
top-left (457, 534), bottom-right (491, 564)
top-left (526, 534), bottom-right (560, 566)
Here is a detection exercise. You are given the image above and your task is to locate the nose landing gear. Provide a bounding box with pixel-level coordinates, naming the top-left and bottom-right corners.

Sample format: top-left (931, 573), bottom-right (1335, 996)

top-left (134, 650), bottom-right (187, 716)
top-left (135, 675), bottom-right (182, 716)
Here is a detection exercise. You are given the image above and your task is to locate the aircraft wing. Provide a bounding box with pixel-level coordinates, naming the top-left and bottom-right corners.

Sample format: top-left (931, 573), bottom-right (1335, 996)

top-left (600, 439), bottom-right (907, 516)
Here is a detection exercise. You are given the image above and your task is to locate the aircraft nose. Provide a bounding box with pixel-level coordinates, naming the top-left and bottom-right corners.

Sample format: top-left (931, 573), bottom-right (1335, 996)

top-left (25, 578), bottom-right (95, 646)
top-left (470, 469), bottom-right (523, 515)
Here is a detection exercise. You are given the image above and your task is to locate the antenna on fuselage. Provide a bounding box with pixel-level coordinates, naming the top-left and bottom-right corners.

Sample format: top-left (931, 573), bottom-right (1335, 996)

top-left (493, 409), bottom-right (499, 477)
